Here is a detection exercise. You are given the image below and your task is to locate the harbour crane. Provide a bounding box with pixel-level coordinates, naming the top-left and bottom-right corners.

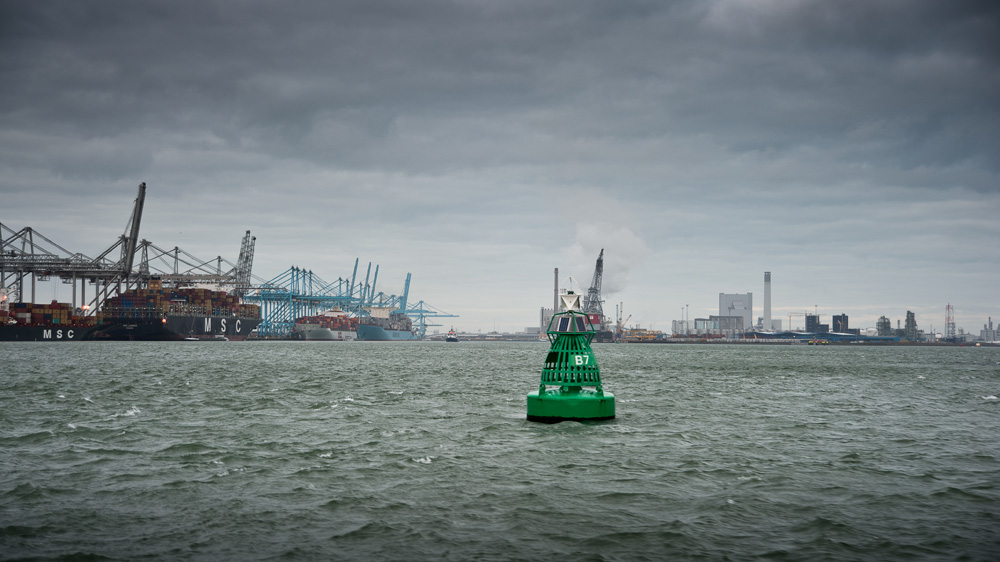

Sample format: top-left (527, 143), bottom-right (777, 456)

top-left (1, 182), bottom-right (256, 312)
top-left (582, 248), bottom-right (605, 323)
top-left (232, 230), bottom-right (256, 297)
top-left (615, 314), bottom-right (632, 342)
top-left (787, 311), bottom-right (809, 331)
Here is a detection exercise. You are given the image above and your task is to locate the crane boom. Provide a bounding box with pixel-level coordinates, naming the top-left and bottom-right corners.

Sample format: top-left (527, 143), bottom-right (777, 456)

top-left (583, 248), bottom-right (604, 319)
top-left (121, 182), bottom-right (147, 279)
top-left (234, 230), bottom-right (255, 297)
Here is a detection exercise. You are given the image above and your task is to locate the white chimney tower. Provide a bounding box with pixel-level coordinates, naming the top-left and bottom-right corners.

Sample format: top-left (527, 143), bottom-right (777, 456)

top-left (763, 271), bottom-right (772, 331)
top-left (554, 268), bottom-right (559, 311)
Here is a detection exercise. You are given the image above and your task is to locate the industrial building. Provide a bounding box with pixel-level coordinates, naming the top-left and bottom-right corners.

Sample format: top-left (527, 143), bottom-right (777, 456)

top-left (694, 315), bottom-right (744, 335)
top-left (719, 292), bottom-right (753, 331)
top-left (980, 318), bottom-right (997, 342)
top-left (805, 315), bottom-right (829, 333)
top-left (832, 314), bottom-right (849, 333)
top-left (559, 263), bottom-right (992, 344)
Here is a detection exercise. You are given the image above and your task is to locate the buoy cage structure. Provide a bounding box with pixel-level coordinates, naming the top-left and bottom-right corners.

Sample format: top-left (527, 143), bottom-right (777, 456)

top-left (526, 292), bottom-right (615, 423)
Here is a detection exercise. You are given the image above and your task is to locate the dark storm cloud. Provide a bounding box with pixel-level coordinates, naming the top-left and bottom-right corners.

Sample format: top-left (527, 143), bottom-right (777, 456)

top-left (3, 0), bottom-right (997, 180)
top-left (2, 0), bottom-right (998, 330)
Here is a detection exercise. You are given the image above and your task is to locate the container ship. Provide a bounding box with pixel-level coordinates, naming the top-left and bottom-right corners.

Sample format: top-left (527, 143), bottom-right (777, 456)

top-left (293, 309), bottom-right (358, 341)
top-left (88, 280), bottom-right (261, 341)
top-left (1, 285), bottom-right (261, 342)
top-left (355, 308), bottom-right (418, 341)
top-left (0, 293), bottom-right (99, 341)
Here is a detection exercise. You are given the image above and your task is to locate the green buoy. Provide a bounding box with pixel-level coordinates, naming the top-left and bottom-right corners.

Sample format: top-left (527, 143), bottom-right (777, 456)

top-left (527, 291), bottom-right (615, 423)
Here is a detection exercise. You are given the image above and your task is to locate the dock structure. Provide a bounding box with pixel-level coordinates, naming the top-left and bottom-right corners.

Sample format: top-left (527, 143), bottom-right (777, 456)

top-left (244, 264), bottom-right (455, 339)
top-left (1, 183), bottom-right (255, 312)
top-left (2, 183), bottom-right (454, 339)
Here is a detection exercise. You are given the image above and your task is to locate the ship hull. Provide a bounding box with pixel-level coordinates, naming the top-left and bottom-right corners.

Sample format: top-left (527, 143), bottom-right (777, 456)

top-left (594, 330), bottom-right (614, 343)
top-left (0, 325), bottom-right (97, 342)
top-left (293, 324), bottom-right (353, 341)
top-left (356, 324), bottom-right (418, 341)
top-left (88, 315), bottom-right (261, 341)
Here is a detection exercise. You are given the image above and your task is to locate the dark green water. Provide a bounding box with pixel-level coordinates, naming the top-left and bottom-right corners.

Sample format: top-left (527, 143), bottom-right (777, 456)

top-left (1, 342), bottom-right (998, 560)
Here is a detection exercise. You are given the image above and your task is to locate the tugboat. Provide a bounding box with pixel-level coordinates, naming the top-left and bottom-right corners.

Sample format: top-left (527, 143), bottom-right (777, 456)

top-left (526, 291), bottom-right (615, 423)
top-left (446, 328), bottom-right (459, 342)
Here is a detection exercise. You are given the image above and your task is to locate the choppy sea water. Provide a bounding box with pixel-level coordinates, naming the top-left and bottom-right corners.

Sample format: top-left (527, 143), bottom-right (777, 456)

top-left (1, 341), bottom-right (998, 561)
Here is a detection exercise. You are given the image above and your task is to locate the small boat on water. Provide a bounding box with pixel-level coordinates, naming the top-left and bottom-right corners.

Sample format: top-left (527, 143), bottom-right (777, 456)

top-left (446, 328), bottom-right (459, 342)
top-left (184, 334), bottom-right (229, 342)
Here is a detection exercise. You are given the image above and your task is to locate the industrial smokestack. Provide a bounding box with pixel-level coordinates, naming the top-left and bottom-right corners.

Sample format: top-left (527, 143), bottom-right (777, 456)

top-left (554, 268), bottom-right (559, 312)
top-left (763, 271), bottom-right (772, 331)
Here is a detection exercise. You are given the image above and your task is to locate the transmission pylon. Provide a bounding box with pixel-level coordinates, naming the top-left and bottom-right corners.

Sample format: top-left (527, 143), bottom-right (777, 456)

top-left (945, 303), bottom-right (956, 341)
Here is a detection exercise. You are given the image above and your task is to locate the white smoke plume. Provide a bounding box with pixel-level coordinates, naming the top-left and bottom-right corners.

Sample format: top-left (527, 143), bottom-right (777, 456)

top-left (566, 222), bottom-right (650, 297)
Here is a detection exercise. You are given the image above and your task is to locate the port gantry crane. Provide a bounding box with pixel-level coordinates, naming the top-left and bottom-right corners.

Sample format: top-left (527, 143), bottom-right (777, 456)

top-left (243, 265), bottom-right (357, 338)
top-left (1, 182), bottom-right (257, 313)
top-left (244, 263), bottom-right (457, 339)
top-left (1, 182), bottom-right (149, 310)
top-left (358, 272), bottom-right (458, 338)
top-left (2, 182), bottom-right (453, 338)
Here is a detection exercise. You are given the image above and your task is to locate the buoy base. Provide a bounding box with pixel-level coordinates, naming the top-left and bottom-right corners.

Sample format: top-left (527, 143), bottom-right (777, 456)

top-left (526, 388), bottom-right (615, 423)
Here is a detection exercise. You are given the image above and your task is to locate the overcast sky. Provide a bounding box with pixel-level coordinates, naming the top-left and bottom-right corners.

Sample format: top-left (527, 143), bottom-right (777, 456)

top-left (2, 0), bottom-right (998, 334)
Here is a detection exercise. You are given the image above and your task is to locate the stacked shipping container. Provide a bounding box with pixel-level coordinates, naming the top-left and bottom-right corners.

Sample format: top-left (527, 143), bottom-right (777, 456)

top-left (102, 287), bottom-right (261, 320)
top-left (4, 301), bottom-right (99, 328)
top-left (294, 313), bottom-right (359, 331)
top-left (4, 288), bottom-right (260, 326)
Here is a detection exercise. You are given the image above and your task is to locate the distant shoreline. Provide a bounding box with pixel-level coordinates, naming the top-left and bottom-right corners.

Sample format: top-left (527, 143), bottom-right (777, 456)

top-left (619, 339), bottom-right (998, 347)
